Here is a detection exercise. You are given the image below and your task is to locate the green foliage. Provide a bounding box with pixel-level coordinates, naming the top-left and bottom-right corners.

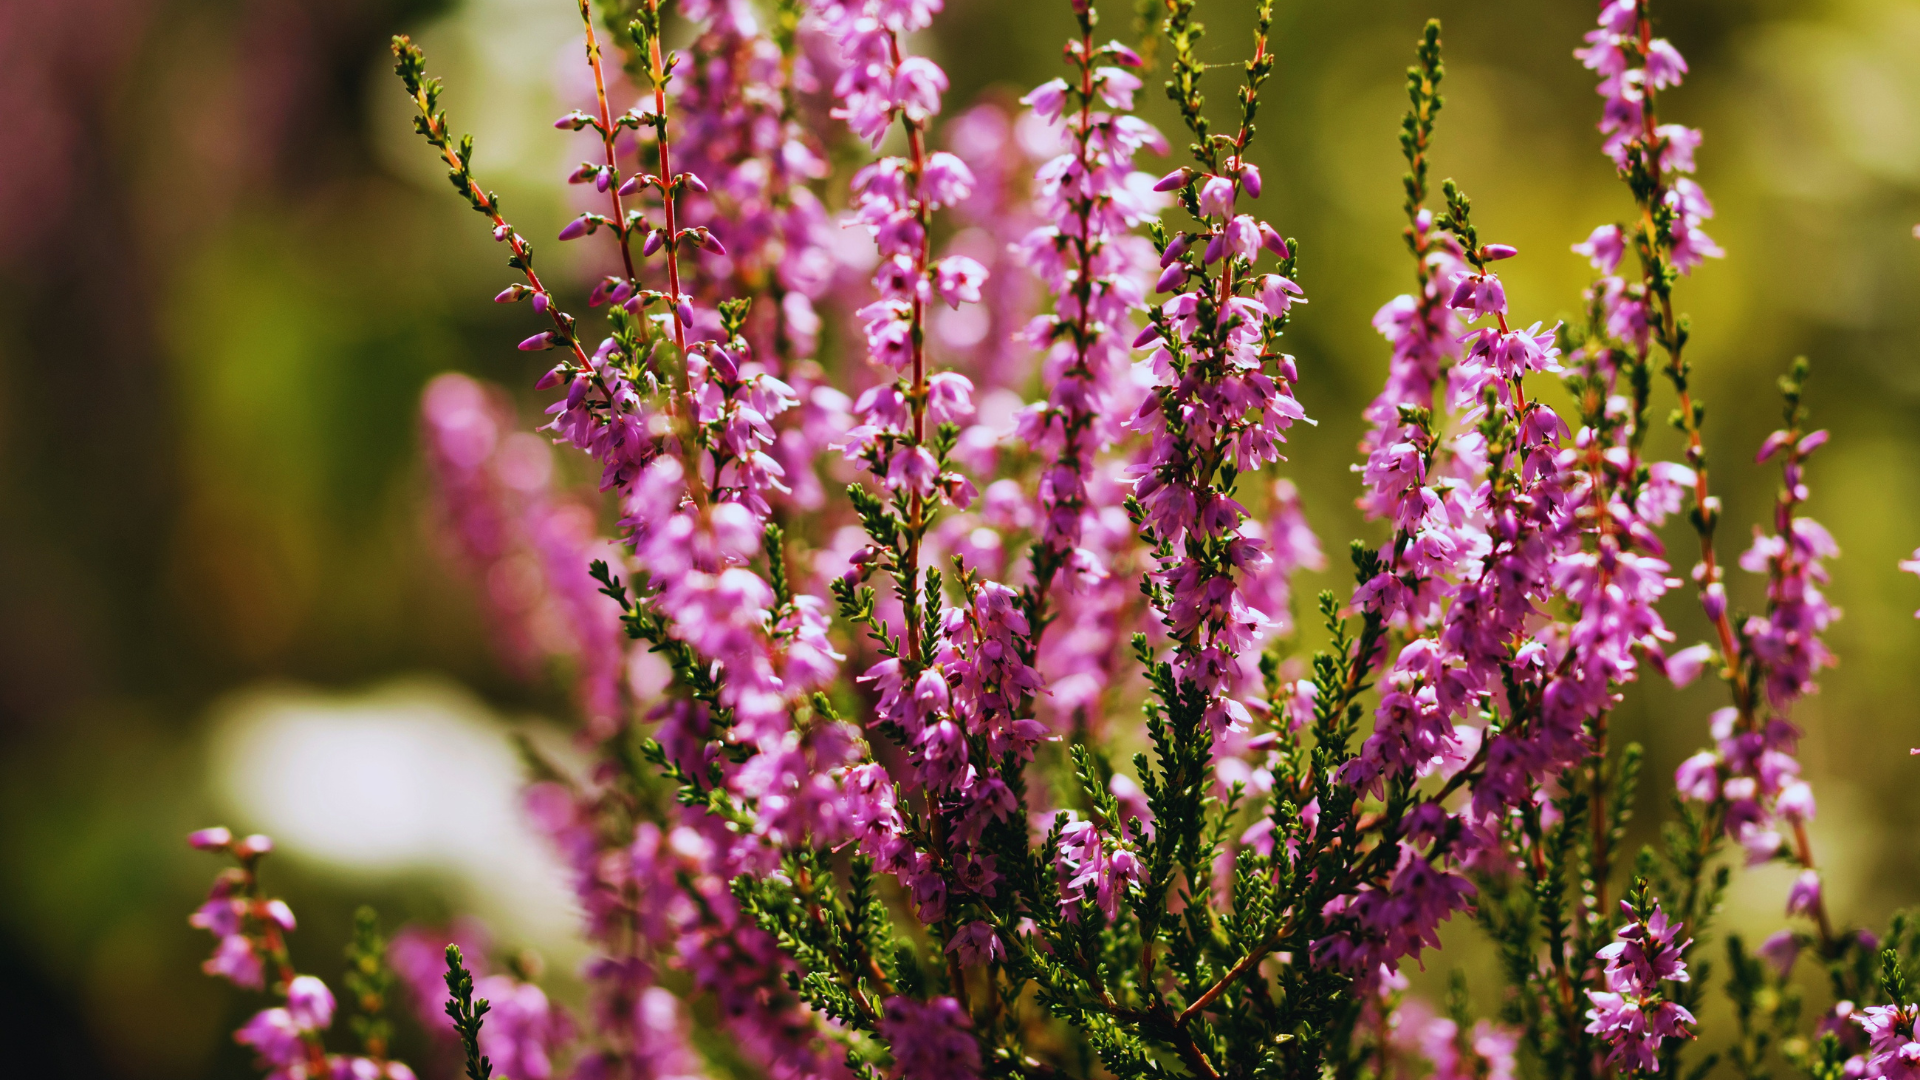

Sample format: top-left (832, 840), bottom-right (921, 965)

top-left (344, 906), bottom-right (396, 1059)
top-left (442, 945), bottom-right (496, 1080)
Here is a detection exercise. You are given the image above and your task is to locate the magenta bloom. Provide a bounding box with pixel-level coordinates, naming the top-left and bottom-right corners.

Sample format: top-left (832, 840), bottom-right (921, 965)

top-left (877, 996), bottom-right (981, 1080)
top-left (1585, 899), bottom-right (1696, 1072)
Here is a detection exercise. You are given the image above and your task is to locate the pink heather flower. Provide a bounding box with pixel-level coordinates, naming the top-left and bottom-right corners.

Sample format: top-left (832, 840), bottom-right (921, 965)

top-left (1312, 840), bottom-right (1474, 975)
top-left (877, 996), bottom-right (980, 1080)
top-left (1585, 898), bottom-right (1696, 1073)
top-left (1389, 999), bottom-right (1520, 1080)
top-left (188, 827), bottom-right (234, 851)
top-left (1023, 78), bottom-right (1068, 120)
top-left (1056, 814), bottom-right (1143, 922)
top-left (933, 256), bottom-right (988, 307)
top-left (236, 1008), bottom-right (307, 1069)
top-left (945, 921), bottom-right (1005, 966)
top-left (893, 56), bottom-right (947, 118)
top-left (1574, 224), bottom-right (1625, 273)
top-left (474, 975), bottom-right (564, 1080)
top-left (1857, 1003), bottom-right (1920, 1080)
top-left (1448, 272), bottom-right (1505, 318)
top-left (235, 834), bottom-right (275, 858)
top-left (286, 975), bottom-right (336, 1031)
top-left (1758, 929), bottom-right (1801, 977)
top-left (204, 933), bottom-right (265, 990)
top-left (1787, 868), bottom-right (1823, 917)
top-left (264, 899), bottom-right (297, 931)
top-left (1199, 174), bottom-right (1236, 217)
top-left (1661, 643), bottom-right (1714, 688)
top-left (1901, 548), bottom-right (1920, 616)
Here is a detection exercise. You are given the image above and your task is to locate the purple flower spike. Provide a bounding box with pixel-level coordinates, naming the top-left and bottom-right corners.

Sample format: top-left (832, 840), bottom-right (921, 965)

top-left (188, 827), bottom-right (233, 851)
top-left (1153, 168), bottom-right (1193, 192)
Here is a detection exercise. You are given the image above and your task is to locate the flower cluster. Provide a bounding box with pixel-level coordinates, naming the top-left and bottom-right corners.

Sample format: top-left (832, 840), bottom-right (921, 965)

top-left (422, 373), bottom-right (628, 732)
top-left (189, 830), bottom-right (415, 1080)
top-left (1584, 895), bottom-right (1697, 1073)
top-left (171, 4), bottom-right (1920, 1080)
top-left (1130, 0), bottom-right (1307, 741)
top-left (1857, 1000), bottom-right (1920, 1080)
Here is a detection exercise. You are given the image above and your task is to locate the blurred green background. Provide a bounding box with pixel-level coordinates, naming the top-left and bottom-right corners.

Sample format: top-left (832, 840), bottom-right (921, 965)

top-left (3, 0), bottom-right (1918, 1075)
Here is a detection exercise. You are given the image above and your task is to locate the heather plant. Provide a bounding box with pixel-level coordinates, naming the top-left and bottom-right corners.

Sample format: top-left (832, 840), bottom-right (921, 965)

top-left (180, 2), bottom-right (1920, 1079)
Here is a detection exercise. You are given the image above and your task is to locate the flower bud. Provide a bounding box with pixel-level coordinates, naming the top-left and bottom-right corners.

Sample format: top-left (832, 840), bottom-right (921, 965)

top-left (233, 834), bottom-right (274, 859)
top-left (264, 898), bottom-right (297, 931)
top-left (1132, 325), bottom-right (1161, 348)
top-left (1107, 41), bottom-right (1144, 67)
top-left (1158, 233), bottom-right (1190, 268)
top-left (188, 827), bottom-right (233, 851)
top-left (1155, 263), bottom-right (1186, 293)
top-left (557, 214), bottom-right (598, 241)
top-left (617, 174), bottom-right (642, 197)
top-left (1258, 222), bottom-right (1290, 258)
top-left (287, 976), bottom-right (336, 1031)
top-left (519, 332), bottom-right (557, 351)
top-left (493, 284), bottom-right (528, 304)
top-left (676, 301), bottom-right (695, 328)
top-left (680, 172), bottom-right (708, 194)
top-left (1153, 168), bottom-right (1193, 192)
top-left (700, 230), bottom-right (727, 255)
top-left (643, 229), bottom-right (664, 256)
top-left (1701, 581), bottom-right (1726, 622)
top-left (1481, 243), bottom-right (1519, 261)
top-left (1786, 869), bottom-right (1822, 916)
top-left (1239, 163), bottom-right (1262, 198)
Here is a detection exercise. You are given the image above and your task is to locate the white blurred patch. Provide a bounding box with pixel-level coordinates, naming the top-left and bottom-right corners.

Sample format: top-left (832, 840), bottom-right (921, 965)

top-left (208, 679), bottom-right (581, 949)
